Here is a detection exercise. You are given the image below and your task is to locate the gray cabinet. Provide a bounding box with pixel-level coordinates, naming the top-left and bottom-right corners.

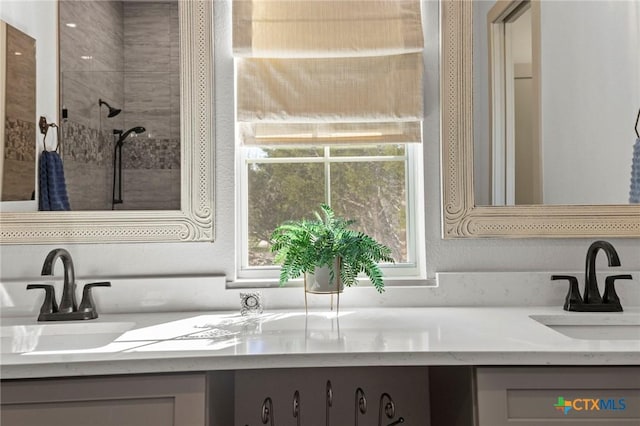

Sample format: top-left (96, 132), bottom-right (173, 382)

top-left (1, 373), bottom-right (213, 426)
top-left (476, 367), bottom-right (640, 426)
top-left (234, 367), bottom-right (430, 426)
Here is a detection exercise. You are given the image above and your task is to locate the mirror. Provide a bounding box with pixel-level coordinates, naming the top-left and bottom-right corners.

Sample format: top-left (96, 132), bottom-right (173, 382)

top-left (478, 0), bottom-right (540, 205)
top-left (59, 0), bottom-right (181, 211)
top-left (0, 0), bottom-right (214, 243)
top-left (442, 0), bottom-right (640, 238)
top-left (1, 21), bottom-right (37, 208)
top-left (474, 0), bottom-right (639, 206)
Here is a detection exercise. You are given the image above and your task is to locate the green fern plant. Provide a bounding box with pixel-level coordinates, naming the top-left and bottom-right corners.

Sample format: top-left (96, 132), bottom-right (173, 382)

top-left (270, 204), bottom-right (394, 293)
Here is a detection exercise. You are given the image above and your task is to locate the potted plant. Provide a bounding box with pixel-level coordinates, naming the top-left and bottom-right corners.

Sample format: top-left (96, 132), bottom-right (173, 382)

top-left (270, 204), bottom-right (394, 293)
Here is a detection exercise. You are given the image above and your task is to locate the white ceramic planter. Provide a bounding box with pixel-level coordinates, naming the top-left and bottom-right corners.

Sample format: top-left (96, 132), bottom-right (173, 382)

top-left (304, 259), bottom-right (344, 294)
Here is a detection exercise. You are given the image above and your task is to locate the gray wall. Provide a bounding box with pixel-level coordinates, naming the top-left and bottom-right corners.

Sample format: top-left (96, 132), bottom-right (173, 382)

top-left (540, 1), bottom-right (639, 204)
top-left (473, 0), bottom-right (640, 205)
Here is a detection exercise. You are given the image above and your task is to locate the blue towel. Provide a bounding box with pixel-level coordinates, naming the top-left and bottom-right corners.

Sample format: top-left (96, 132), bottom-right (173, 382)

top-left (38, 150), bottom-right (71, 211)
top-left (631, 138), bottom-right (640, 203)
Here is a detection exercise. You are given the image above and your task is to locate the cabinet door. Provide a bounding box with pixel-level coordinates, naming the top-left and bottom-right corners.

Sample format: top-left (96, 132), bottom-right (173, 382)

top-left (476, 367), bottom-right (640, 426)
top-left (234, 366), bottom-right (430, 426)
top-left (1, 373), bottom-right (207, 426)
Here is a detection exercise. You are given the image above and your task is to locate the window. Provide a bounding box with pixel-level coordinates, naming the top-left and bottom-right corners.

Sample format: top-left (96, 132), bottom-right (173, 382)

top-left (233, 0), bottom-right (425, 282)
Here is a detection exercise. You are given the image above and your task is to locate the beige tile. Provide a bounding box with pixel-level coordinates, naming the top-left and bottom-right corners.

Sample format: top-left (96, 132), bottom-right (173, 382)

top-left (124, 2), bottom-right (171, 72)
top-left (124, 72), bottom-right (171, 139)
top-left (5, 25), bottom-right (36, 122)
top-left (61, 71), bottom-right (96, 128)
top-left (169, 1), bottom-right (180, 75)
top-left (61, 160), bottom-right (112, 211)
top-left (59, 1), bottom-right (95, 72)
top-left (1, 159), bottom-right (36, 202)
top-left (170, 73), bottom-right (181, 139)
top-left (59, 1), bottom-right (123, 72)
top-left (118, 168), bottom-right (180, 210)
top-left (4, 118), bottom-right (36, 161)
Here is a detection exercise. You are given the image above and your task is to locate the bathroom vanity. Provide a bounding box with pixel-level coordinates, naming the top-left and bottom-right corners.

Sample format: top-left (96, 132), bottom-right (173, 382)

top-left (1, 0), bottom-right (638, 424)
top-left (1, 307), bottom-right (638, 425)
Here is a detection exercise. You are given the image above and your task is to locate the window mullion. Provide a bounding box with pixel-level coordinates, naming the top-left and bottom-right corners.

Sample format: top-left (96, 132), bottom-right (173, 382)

top-left (247, 155), bottom-right (406, 164)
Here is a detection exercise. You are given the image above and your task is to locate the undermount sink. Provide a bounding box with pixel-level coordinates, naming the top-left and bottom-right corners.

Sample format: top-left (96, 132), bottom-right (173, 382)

top-left (0, 321), bottom-right (135, 354)
top-left (529, 313), bottom-right (640, 341)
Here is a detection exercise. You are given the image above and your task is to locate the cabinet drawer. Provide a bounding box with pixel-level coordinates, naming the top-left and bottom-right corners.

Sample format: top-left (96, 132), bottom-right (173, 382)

top-left (476, 367), bottom-right (640, 426)
top-left (1, 373), bottom-right (207, 426)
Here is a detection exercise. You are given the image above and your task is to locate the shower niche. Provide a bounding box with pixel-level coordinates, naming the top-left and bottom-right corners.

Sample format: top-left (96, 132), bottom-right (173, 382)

top-left (59, 0), bottom-right (180, 211)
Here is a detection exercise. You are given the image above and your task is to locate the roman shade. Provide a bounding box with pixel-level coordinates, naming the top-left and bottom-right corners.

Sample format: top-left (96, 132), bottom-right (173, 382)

top-left (233, 0), bottom-right (424, 146)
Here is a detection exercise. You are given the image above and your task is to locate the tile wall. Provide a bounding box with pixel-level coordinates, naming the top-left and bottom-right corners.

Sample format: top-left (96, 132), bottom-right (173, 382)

top-left (2, 24), bottom-right (36, 202)
top-left (59, 0), bottom-right (180, 211)
top-left (3, 119), bottom-right (36, 201)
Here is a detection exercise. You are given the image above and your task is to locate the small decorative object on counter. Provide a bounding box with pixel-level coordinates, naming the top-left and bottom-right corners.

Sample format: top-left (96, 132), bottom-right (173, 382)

top-left (270, 204), bottom-right (394, 313)
top-left (240, 291), bottom-right (263, 316)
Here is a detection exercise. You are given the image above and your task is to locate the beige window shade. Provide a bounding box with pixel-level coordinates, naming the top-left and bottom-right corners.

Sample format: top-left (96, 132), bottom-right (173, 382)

top-left (234, 0), bottom-right (424, 146)
top-left (233, 0), bottom-right (424, 58)
top-left (237, 54), bottom-right (423, 122)
top-left (240, 122), bottom-right (422, 146)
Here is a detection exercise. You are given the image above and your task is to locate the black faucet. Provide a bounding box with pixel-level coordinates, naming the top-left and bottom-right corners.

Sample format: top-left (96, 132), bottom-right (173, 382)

top-left (41, 248), bottom-right (77, 313)
top-left (584, 241), bottom-right (619, 304)
top-left (552, 241), bottom-right (633, 312)
top-left (27, 248), bottom-right (111, 321)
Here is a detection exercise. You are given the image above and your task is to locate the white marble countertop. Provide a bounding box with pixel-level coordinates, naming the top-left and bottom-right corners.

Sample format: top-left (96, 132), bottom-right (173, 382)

top-left (1, 307), bottom-right (639, 379)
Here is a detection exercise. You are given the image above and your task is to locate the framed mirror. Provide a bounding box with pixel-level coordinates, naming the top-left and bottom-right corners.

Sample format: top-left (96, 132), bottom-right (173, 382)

top-left (0, 0), bottom-right (214, 244)
top-left (441, 0), bottom-right (640, 238)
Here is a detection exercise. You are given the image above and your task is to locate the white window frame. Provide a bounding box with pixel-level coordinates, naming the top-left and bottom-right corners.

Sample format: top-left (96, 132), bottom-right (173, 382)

top-left (235, 142), bottom-right (426, 286)
top-left (226, 0), bottom-right (428, 287)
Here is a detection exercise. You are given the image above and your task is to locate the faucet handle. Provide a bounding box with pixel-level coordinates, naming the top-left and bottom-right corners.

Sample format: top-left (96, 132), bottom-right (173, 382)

top-left (551, 275), bottom-right (583, 311)
top-left (603, 274), bottom-right (632, 308)
top-left (78, 282), bottom-right (111, 316)
top-left (26, 284), bottom-right (59, 315)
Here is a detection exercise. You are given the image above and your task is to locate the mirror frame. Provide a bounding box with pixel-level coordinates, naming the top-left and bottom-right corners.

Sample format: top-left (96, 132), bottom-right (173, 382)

top-left (0, 0), bottom-right (214, 244)
top-left (441, 0), bottom-right (640, 238)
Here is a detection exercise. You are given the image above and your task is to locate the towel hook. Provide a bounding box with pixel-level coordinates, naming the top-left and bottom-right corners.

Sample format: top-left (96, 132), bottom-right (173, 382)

top-left (635, 108), bottom-right (639, 139)
top-left (39, 116), bottom-right (60, 152)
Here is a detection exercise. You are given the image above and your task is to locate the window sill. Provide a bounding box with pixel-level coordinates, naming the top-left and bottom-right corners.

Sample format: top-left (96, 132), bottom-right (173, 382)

top-left (226, 276), bottom-right (436, 290)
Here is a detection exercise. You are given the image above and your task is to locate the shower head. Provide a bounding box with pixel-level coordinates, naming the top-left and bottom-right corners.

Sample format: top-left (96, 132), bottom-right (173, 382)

top-left (99, 98), bottom-right (122, 118)
top-left (116, 126), bottom-right (146, 147)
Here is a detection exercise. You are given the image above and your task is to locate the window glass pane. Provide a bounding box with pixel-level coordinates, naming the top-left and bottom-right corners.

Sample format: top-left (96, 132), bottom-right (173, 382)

top-left (330, 161), bottom-right (407, 262)
top-left (247, 162), bottom-right (325, 266)
top-left (330, 144), bottom-right (405, 157)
